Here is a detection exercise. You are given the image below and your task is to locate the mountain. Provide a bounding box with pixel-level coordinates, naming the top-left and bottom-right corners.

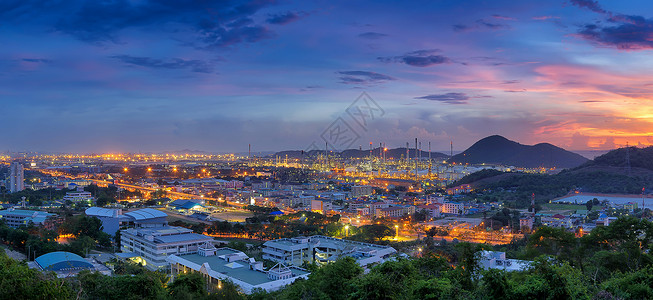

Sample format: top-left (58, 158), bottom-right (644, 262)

top-left (272, 147), bottom-right (448, 160)
top-left (448, 135), bottom-right (588, 168)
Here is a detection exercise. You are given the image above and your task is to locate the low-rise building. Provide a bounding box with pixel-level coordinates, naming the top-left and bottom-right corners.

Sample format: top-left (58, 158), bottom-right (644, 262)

top-left (63, 191), bottom-right (94, 204)
top-left (30, 251), bottom-right (111, 278)
top-left (479, 251), bottom-right (531, 272)
top-left (167, 244), bottom-right (310, 294)
top-left (85, 207), bottom-right (169, 235)
top-left (375, 206), bottom-right (405, 218)
top-left (311, 199), bottom-right (333, 214)
top-left (0, 209), bottom-right (55, 228)
top-left (351, 185), bottom-right (373, 198)
top-left (262, 235), bottom-right (396, 268)
top-left (442, 202), bottom-right (464, 214)
top-left (417, 204), bottom-right (442, 218)
top-left (119, 226), bottom-right (213, 270)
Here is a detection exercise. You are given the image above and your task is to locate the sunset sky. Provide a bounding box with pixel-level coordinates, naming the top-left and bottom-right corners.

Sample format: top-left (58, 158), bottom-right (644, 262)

top-left (2, 0), bottom-right (653, 153)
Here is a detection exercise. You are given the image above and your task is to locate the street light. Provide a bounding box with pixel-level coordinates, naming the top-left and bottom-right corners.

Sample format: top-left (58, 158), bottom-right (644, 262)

top-left (395, 224), bottom-right (399, 239)
top-left (344, 225), bottom-right (349, 237)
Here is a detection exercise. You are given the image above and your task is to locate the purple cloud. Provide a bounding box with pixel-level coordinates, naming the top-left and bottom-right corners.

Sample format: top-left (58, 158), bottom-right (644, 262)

top-left (379, 49), bottom-right (450, 67)
top-left (337, 71), bottom-right (395, 85)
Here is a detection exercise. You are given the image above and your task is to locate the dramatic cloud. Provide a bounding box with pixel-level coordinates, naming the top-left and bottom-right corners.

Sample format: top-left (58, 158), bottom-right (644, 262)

top-left (358, 32), bottom-right (389, 39)
top-left (570, 0), bottom-right (653, 50)
top-left (1, 0), bottom-right (279, 48)
top-left (378, 49), bottom-right (450, 67)
top-left (111, 55), bottom-right (216, 73)
top-left (577, 18), bottom-right (653, 50)
top-left (267, 11), bottom-right (305, 25)
top-left (337, 71), bottom-right (395, 85)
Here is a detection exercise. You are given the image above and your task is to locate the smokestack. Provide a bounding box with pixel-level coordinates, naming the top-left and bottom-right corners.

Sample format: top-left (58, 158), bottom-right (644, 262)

top-left (415, 138), bottom-right (418, 178)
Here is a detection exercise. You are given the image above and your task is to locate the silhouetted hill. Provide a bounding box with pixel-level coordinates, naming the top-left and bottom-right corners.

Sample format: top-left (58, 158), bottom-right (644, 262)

top-left (449, 135), bottom-right (588, 168)
top-left (273, 147), bottom-right (448, 160)
top-left (579, 146), bottom-right (653, 172)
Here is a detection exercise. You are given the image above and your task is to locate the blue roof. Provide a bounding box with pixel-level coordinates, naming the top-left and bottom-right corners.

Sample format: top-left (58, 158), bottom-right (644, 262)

top-left (35, 251), bottom-right (94, 271)
top-left (269, 211), bottom-right (284, 215)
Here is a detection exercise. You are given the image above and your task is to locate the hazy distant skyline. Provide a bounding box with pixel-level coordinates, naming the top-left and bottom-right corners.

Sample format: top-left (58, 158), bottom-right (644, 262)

top-left (3, 0), bottom-right (653, 153)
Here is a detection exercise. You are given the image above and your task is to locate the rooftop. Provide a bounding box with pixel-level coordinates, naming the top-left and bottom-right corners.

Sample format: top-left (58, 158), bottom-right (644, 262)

top-left (174, 248), bottom-right (309, 286)
top-left (35, 251), bottom-right (94, 271)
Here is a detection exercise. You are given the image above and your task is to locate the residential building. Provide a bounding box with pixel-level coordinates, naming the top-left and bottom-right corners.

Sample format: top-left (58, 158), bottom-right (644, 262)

top-left (417, 204), bottom-right (442, 218)
top-left (351, 185), bottom-right (373, 198)
top-left (167, 244), bottom-right (310, 294)
top-left (311, 199), bottom-right (332, 214)
top-left (0, 209), bottom-right (55, 228)
top-left (262, 235), bottom-right (396, 268)
top-left (9, 162), bottom-right (24, 193)
top-left (375, 206), bottom-right (404, 218)
top-left (519, 217), bottom-right (534, 231)
top-left (442, 202), bottom-right (464, 214)
top-left (446, 184), bottom-right (472, 195)
top-left (426, 194), bottom-right (444, 204)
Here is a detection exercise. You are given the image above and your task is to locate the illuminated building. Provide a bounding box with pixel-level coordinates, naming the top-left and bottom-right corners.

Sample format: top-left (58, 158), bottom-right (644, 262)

top-left (262, 235), bottom-right (396, 268)
top-left (0, 208), bottom-right (55, 228)
top-left (167, 245), bottom-right (310, 294)
top-left (9, 162), bottom-right (24, 193)
top-left (119, 226), bottom-right (213, 270)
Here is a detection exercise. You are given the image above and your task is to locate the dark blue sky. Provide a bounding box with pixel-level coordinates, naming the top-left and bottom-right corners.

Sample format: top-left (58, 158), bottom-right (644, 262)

top-left (2, 0), bottom-right (653, 153)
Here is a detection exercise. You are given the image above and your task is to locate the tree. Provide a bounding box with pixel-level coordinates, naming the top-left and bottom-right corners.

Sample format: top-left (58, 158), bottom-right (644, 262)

top-left (168, 273), bottom-right (206, 299)
top-left (309, 257), bottom-right (363, 300)
top-left (0, 251), bottom-right (71, 299)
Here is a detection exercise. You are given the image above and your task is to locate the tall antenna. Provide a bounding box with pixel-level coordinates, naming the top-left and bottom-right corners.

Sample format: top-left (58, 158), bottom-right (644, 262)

top-left (625, 142), bottom-right (632, 176)
top-left (531, 193), bottom-right (535, 218)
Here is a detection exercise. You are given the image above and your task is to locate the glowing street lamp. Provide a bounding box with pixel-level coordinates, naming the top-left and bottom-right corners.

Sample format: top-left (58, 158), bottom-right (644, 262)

top-left (344, 225), bottom-right (349, 237)
top-left (395, 224), bottom-right (399, 239)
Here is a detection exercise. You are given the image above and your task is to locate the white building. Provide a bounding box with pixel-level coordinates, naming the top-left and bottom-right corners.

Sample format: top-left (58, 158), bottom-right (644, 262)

top-left (442, 202), bottom-right (464, 214)
top-left (63, 191), bottom-right (94, 204)
top-left (417, 204), bottom-right (442, 218)
top-left (479, 251), bottom-right (531, 272)
top-left (262, 235), bottom-right (396, 268)
top-left (167, 244), bottom-right (310, 294)
top-left (0, 209), bottom-right (55, 228)
top-left (9, 162), bottom-right (24, 193)
top-left (119, 226), bottom-right (213, 270)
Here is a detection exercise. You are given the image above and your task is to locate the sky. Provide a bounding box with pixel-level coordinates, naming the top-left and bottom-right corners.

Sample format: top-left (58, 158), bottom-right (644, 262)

top-left (2, 0), bottom-right (653, 153)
